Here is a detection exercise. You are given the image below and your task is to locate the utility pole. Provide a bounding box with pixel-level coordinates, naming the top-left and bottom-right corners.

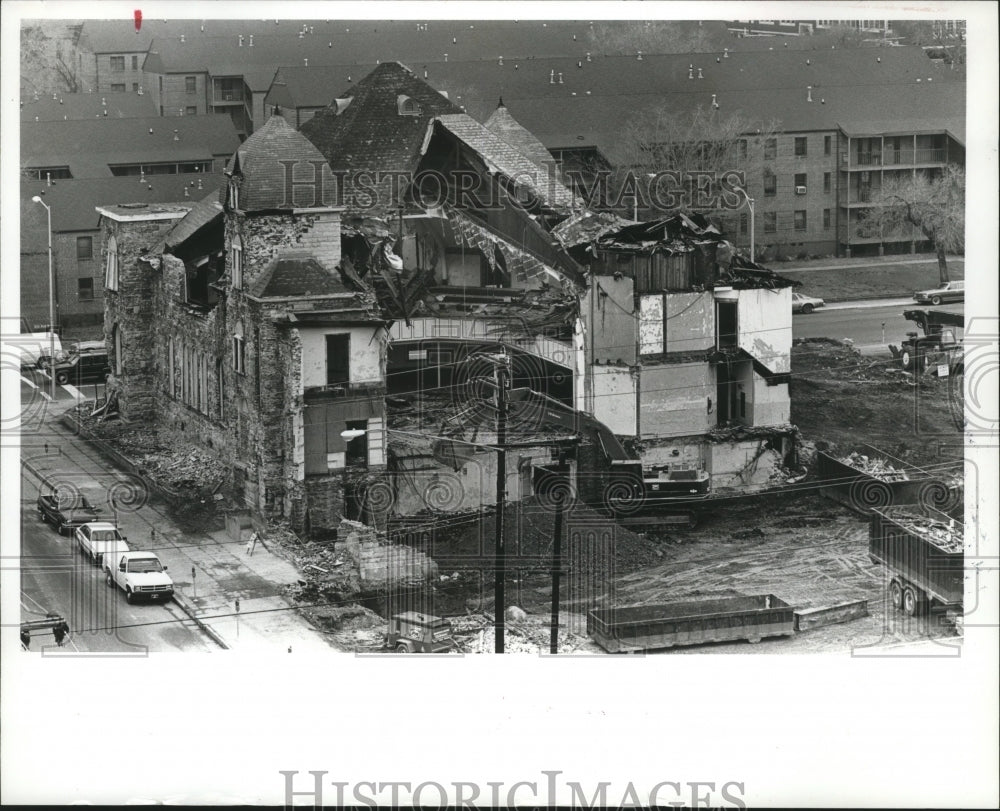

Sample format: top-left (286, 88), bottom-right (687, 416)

top-left (549, 451), bottom-right (569, 654)
top-left (493, 350), bottom-right (510, 654)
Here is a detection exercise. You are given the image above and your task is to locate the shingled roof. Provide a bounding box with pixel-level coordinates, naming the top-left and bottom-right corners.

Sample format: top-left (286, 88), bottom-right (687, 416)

top-left (299, 61), bottom-right (462, 213)
top-left (164, 190), bottom-right (224, 252)
top-left (222, 114), bottom-right (334, 211)
top-left (484, 101), bottom-right (558, 172)
top-left (248, 251), bottom-right (352, 299)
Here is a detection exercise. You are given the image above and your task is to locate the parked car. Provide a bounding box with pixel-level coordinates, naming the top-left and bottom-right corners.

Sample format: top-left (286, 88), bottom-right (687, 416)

top-left (792, 291), bottom-right (826, 314)
top-left (105, 551), bottom-right (173, 604)
top-left (37, 489), bottom-right (102, 535)
top-left (37, 340), bottom-right (106, 370)
top-left (75, 521), bottom-right (129, 566)
top-left (51, 349), bottom-right (111, 386)
top-left (913, 280), bottom-right (964, 306)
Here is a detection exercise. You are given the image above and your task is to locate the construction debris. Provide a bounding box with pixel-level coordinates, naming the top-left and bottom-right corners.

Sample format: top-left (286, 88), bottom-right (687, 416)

top-left (840, 452), bottom-right (910, 482)
top-left (881, 510), bottom-right (964, 553)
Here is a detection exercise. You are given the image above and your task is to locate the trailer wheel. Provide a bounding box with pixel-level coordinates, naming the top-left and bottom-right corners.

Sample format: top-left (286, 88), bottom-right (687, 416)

top-left (902, 587), bottom-right (921, 617)
top-left (889, 579), bottom-right (903, 609)
top-left (395, 642), bottom-right (412, 653)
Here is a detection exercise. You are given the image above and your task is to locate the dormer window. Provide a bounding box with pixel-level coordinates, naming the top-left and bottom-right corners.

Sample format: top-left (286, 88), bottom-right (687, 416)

top-left (231, 235), bottom-right (243, 289)
top-left (397, 94), bottom-right (421, 117)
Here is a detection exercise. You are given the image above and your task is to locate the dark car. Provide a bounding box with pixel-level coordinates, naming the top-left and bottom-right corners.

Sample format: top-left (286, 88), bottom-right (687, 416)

top-left (37, 490), bottom-right (102, 535)
top-left (52, 350), bottom-right (111, 386)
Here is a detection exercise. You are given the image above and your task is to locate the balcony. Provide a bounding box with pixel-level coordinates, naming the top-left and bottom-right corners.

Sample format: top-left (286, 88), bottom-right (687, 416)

top-left (211, 81), bottom-right (246, 104)
top-left (837, 187), bottom-right (880, 206)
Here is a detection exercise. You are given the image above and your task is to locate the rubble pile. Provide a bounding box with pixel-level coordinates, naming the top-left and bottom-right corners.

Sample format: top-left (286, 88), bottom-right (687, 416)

top-left (451, 612), bottom-right (599, 654)
top-left (841, 452), bottom-right (910, 482)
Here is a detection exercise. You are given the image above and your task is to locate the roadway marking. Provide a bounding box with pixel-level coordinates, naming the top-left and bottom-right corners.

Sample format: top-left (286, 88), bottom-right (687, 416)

top-left (38, 390), bottom-right (52, 401)
top-left (21, 375), bottom-right (38, 389)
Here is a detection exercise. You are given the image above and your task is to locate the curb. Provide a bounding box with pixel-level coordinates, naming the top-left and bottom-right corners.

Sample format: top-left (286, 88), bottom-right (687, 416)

top-left (172, 590), bottom-right (230, 650)
top-left (59, 413), bottom-right (187, 506)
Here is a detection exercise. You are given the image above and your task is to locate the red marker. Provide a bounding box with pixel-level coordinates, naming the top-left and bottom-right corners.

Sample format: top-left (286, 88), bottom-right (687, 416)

top-left (134, 10), bottom-right (142, 32)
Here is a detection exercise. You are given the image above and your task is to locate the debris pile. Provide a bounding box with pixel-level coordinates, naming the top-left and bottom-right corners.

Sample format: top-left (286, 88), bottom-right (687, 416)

top-left (883, 510), bottom-right (964, 553)
top-left (840, 452), bottom-right (910, 482)
top-left (450, 612), bottom-right (600, 654)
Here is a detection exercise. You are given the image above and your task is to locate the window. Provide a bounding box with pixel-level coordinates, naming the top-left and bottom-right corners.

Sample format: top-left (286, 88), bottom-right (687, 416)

top-left (227, 179), bottom-right (240, 211)
top-left (794, 137), bottom-right (807, 157)
top-left (132, 82), bottom-right (139, 92)
top-left (24, 166), bottom-right (72, 180)
top-left (824, 135), bottom-right (832, 156)
top-left (716, 302), bottom-right (738, 348)
top-left (763, 171), bottom-right (776, 197)
top-left (794, 172), bottom-right (807, 191)
top-left (763, 212), bottom-right (777, 233)
top-left (110, 84), bottom-right (126, 92)
top-left (345, 420), bottom-right (368, 466)
top-left (185, 76), bottom-right (197, 94)
top-left (397, 94), bottom-right (421, 116)
top-left (131, 55), bottom-right (139, 70)
top-left (76, 236), bottom-right (93, 260)
top-left (185, 106), bottom-right (197, 116)
top-left (78, 278), bottom-right (94, 301)
top-left (216, 359), bottom-right (225, 419)
top-left (794, 210), bottom-right (808, 231)
top-left (764, 138), bottom-right (777, 160)
top-left (105, 236), bottom-right (118, 291)
top-left (823, 209), bottom-right (832, 229)
top-left (233, 323), bottom-right (245, 375)
top-left (824, 172), bottom-right (832, 193)
top-left (110, 55), bottom-right (125, 72)
top-left (231, 235), bottom-right (243, 288)
top-left (326, 334), bottom-right (350, 386)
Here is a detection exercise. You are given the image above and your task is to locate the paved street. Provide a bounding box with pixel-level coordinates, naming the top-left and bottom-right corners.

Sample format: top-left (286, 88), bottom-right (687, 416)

top-left (17, 378), bottom-right (338, 653)
top-left (793, 301), bottom-right (963, 354)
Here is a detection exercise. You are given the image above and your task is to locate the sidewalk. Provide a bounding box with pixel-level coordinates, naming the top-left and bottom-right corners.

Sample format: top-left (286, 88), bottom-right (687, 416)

top-left (25, 402), bottom-right (340, 652)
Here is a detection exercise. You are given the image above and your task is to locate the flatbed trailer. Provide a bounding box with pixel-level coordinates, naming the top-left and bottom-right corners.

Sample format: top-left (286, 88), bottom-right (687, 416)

top-left (587, 594), bottom-right (795, 653)
top-left (869, 509), bottom-right (963, 616)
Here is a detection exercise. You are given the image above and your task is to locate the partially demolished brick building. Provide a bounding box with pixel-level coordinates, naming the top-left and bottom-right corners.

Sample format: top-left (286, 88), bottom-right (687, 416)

top-left (102, 61), bottom-right (800, 537)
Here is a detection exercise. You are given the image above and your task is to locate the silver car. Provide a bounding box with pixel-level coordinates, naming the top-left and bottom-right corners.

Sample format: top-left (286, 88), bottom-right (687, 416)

top-left (792, 291), bottom-right (826, 314)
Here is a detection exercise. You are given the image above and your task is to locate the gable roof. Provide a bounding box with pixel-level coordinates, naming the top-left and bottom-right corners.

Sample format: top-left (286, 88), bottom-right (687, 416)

top-left (21, 115), bottom-right (240, 178)
top-left (248, 251), bottom-right (352, 299)
top-left (431, 114), bottom-right (579, 214)
top-left (484, 101), bottom-right (558, 171)
top-left (222, 115), bottom-right (334, 211)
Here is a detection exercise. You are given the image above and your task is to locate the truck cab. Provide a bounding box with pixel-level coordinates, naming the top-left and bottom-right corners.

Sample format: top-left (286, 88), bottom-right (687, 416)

top-left (75, 521), bottom-right (128, 566)
top-left (387, 612), bottom-right (455, 653)
top-left (106, 551), bottom-right (173, 604)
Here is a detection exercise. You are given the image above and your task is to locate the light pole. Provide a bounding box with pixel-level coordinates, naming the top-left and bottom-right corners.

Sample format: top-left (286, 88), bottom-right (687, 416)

top-left (734, 186), bottom-right (755, 262)
top-left (31, 196), bottom-right (56, 400)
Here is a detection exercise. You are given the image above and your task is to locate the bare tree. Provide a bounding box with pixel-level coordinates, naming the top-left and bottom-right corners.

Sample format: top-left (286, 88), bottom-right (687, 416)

top-left (603, 103), bottom-right (781, 227)
top-left (858, 165), bottom-right (965, 283)
top-left (891, 20), bottom-right (966, 75)
top-left (21, 22), bottom-right (84, 95)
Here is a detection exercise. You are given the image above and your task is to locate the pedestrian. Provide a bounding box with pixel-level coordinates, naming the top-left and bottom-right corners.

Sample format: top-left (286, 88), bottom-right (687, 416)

top-left (246, 531), bottom-right (258, 557)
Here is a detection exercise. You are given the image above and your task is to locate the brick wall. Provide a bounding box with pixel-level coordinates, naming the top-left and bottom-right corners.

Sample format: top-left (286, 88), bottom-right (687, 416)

top-left (157, 71), bottom-right (209, 118)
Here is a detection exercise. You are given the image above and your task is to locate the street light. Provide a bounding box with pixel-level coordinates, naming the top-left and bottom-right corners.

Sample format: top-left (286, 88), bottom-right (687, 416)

top-left (734, 186), bottom-right (755, 262)
top-left (30, 195), bottom-right (56, 400)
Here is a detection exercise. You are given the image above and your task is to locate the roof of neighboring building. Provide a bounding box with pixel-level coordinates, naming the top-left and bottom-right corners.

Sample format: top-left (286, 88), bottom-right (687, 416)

top-left (299, 62), bottom-right (462, 210)
top-left (248, 251), bottom-right (353, 299)
top-left (21, 115), bottom-right (241, 178)
top-left (20, 91), bottom-right (157, 121)
top-left (20, 175), bottom-right (223, 233)
top-left (483, 101), bottom-right (557, 171)
top-left (222, 114), bottom-right (333, 210)
top-left (431, 114), bottom-right (578, 213)
top-left (163, 190), bottom-right (224, 252)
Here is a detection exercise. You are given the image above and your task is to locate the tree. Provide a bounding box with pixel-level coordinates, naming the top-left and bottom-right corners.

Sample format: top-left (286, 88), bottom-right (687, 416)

top-left (891, 20), bottom-right (966, 75)
top-left (858, 165), bottom-right (965, 283)
top-left (601, 103), bottom-right (781, 234)
top-left (21, 22), bottom-right (85, 95)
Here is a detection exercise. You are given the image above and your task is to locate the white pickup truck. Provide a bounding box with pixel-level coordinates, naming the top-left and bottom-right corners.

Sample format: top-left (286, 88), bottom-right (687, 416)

top-left (105, 551), bottom-right (174, 604)
top-left (75, 522), bottom-right (129, 566)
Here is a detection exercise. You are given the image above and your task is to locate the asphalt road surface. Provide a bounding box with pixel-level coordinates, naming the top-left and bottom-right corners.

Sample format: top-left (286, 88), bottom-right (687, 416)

top-left (793, 302), bottom-right (963, 354)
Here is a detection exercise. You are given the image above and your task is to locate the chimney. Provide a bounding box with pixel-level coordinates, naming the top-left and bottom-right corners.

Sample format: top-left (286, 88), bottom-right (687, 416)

top-left (688, 64), bottom-right (694, 79)
top-left (138, 85), bottom-right (144, 95)
top-left (444, 53), bottom-right (448, 62)
top-left (198, 178), bottom-right (203, 190)
top-left (423, 67), bottom-right (428, 78)
top-left (806, 58), bottom-right (811, 65)
top-left (549, 69), bottom-right (555, 84)
top-left (586, 52), bottom-right (592, 62)
top-left (697, 67), bottom-right (703, 79)
top-left (184, 187), bottom-right (189, 198)
top-left (249, 34), bottom-right (253, 47)
top-left (807, 86), bottom-right (813, 102)
top-left (148, 127), bottom-right (153, 134)
top-left (877, 56), bottom-right (881, 63)
top-left (238, 35), bottom-right (244, 46)
top-left (637, 50), bottom-right (643, 60)
top-left (724, 48), bottom-right (729, 58)
top-left (46, 172), bottom-right (51, 186)
top-left (558, 72), bottom-right (564, 84)
top-left (298, 30), bottom-right (304, 39)
top-left (139, 169), bottom-right (146, 183)
top-left (498, 55), bottom-right (503, 65)
top-left (577, 60), bottom-right (582, 68)
top-left (329, 41), bottom-right (333, 47)
top-left (452, 37), bottom-right (457, 44)
top-left (711, 94), bottom-right (719, 108)
top-left (304, 57), bottom-right (308, 66)
top-left (173, 129), bottom-right (180, 140)
top-left (180, 33), bottom-right (185, 43)
top-left (102, 96), bottom-right (107, 106)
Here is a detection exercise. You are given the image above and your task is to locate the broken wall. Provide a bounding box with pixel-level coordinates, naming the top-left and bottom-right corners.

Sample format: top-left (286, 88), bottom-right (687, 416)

top-left (639, 438), bottom-right (709, 472)
top-left (299, 325), bottom-right (385, 389)
top-left (639, 361), bottom-right (714, 439)
top-left (591, 365), bottom-right (637, 436)
top-left (752, 379), bottom-right (791, 427)
top-left (583, 275), bottom-right (636, 365)
top-left (709, 439), bottom-right (786, 491)
top-left (737, 287), bottom-right (792, 374)
top-left (639, 291), bottom-right (714, 356)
